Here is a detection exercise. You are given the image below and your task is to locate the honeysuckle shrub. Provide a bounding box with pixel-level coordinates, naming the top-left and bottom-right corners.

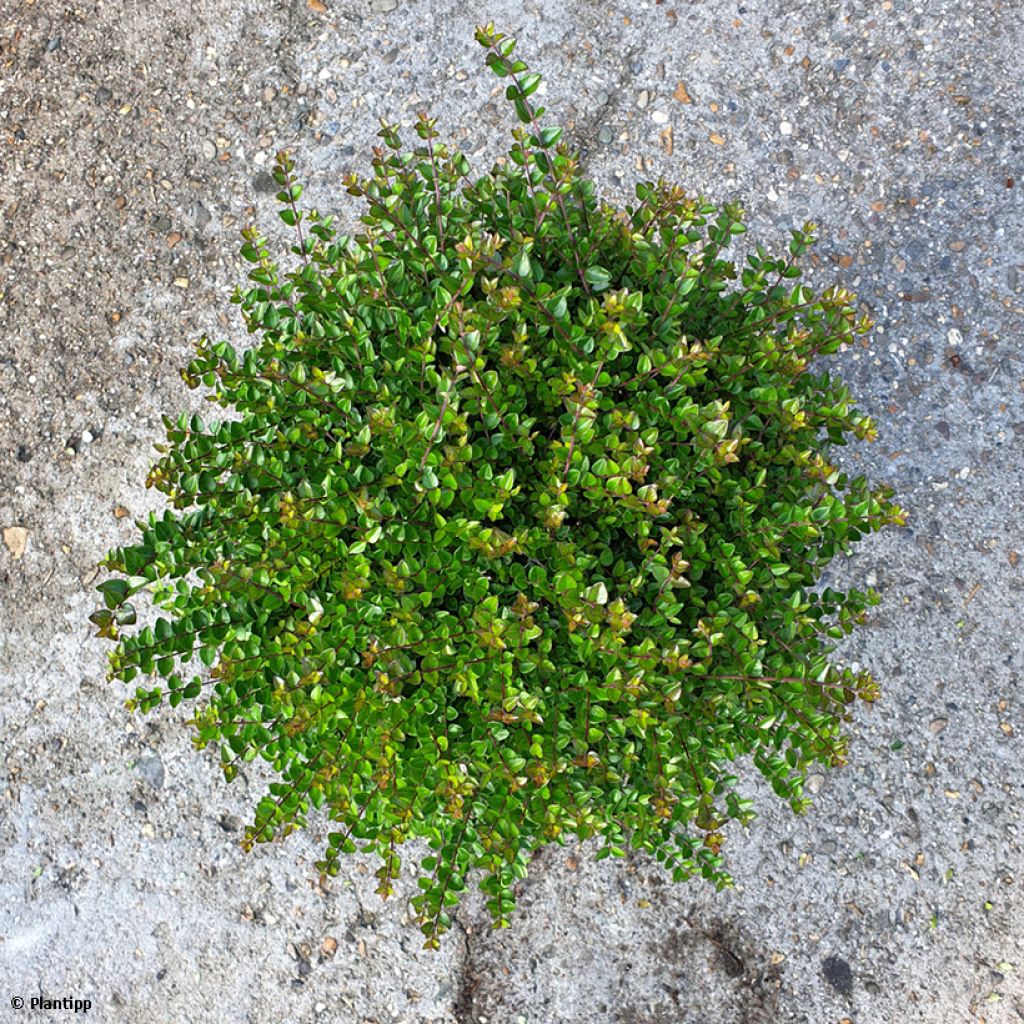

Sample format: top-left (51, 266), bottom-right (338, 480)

top-left (93, 24), bottom-right (903, 947)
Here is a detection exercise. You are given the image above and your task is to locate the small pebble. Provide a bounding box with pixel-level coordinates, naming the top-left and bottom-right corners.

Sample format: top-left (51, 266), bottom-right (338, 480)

top-left (822, 955), bottom-right (853, 996)
top-left (201, 140), bottom-right (216, 161)
top-left (192, 201), bottom-right (212, 230)
top-left (673, 81), bottom-right (693, 104)
top-left (370, 0), bottom-right (398, 10)
top-left (652, 110), bottom-right (668, 125)
top-left (780, 121), bottom-right (793, 136)
top-left (597, 126), bottom-right (614, 145)
top-left (137, 755), bottom-right (165, 790)
top-left (252, 172), bottom-right (276, 194)
top-left (2, 526), bottom-right (29, 560)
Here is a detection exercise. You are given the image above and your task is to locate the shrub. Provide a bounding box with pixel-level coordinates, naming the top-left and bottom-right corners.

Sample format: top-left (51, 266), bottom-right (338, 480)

top-left (93, 24), bottom-right (903, 947)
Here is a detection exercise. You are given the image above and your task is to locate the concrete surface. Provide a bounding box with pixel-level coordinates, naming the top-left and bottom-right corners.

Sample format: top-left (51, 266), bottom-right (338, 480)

top-left (1, 0), bottom-right (1023, 1021)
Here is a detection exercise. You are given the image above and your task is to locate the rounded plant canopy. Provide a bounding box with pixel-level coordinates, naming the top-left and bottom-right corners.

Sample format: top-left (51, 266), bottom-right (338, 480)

top-left (94, 24), bottom-right (903, 946)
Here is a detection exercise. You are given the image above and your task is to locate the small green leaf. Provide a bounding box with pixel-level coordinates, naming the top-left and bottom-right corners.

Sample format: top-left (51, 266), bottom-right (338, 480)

top-left (97, 579), bottom-right (129, 609)
top-left (519, 73), bottom-right (542, 97)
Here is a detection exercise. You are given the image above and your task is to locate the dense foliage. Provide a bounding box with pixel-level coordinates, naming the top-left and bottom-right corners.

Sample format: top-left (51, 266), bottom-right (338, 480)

top-left (93, 25), bottom-right (903, 946)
